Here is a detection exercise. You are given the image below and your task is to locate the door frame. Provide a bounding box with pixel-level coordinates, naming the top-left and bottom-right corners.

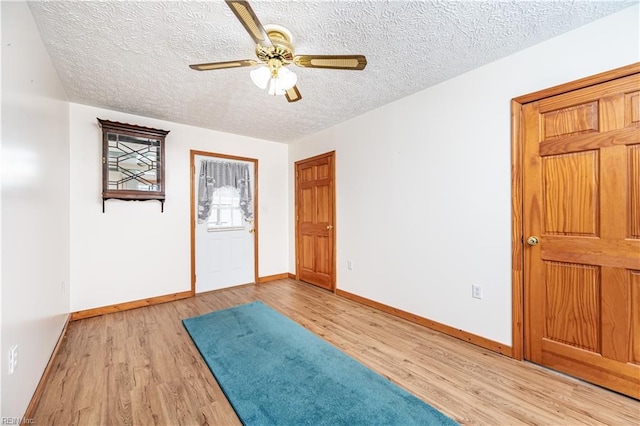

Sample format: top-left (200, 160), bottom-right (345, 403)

top-left (510, 62), bottom-right (640, 360)
top-left (190, 150), bottom-right (259, 294)
top-left (294, 151), bottom-right (337, 291)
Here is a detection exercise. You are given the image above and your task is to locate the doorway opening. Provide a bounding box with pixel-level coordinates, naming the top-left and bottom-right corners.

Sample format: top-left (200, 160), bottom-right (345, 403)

top-left (190, 150), bottom-right (259, 293)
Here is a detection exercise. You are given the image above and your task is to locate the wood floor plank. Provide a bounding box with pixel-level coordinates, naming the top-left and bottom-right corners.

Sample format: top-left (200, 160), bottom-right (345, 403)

top-left (32, 279), bottom-right (639, 425)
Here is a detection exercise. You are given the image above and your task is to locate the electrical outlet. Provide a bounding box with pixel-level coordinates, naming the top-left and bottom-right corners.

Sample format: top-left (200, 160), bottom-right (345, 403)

top-left (472, 285), bottom-right (483, 300)
top-left (347, 260), bottom-right (353, 270)
top-left (8, 345), bottom-right (18, 374)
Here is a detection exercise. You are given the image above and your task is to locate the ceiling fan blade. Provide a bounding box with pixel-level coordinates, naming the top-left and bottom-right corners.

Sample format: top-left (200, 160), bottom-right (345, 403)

top-left (285, 86), bottom-right (302, 103)
top-left (293, 55), bottom-right (367, 70)
top-left (225, 0), bottom-right (272, 46)
top-left (189, 59), bottom-right (258, 71)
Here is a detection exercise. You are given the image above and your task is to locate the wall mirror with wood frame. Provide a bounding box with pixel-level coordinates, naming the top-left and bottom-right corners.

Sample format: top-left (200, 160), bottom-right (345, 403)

top-left (98, 118), bottom-right (170, 212)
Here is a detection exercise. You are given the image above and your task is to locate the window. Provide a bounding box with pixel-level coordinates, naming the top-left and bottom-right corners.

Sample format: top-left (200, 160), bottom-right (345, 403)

top-left (207, 187), bottom-right (247, 231)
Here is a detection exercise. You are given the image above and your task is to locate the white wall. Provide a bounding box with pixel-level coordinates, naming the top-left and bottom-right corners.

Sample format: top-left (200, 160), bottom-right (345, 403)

top-left (69, 104), bottom-right (289, 311)
top-left (289, 5), bottom-right (640, 346)
top-left (1, 1), bottom-right (70, 418)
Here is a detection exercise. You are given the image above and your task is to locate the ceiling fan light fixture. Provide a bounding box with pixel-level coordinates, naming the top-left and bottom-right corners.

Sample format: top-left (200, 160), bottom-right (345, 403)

top-left (267, 78), bottom-right (286, 96)
top-left (275, 66), bottom-right (297, 90)
top-left (250, 66), bottom-right (271, 89)
top-left (251, 63), bottom-right (297, 96)
top-left (267, 67), bottom-right (297, 96)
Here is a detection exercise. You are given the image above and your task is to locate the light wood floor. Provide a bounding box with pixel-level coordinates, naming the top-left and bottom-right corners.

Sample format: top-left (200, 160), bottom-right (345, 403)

top-left (33, 279), bottom-right (639, 425)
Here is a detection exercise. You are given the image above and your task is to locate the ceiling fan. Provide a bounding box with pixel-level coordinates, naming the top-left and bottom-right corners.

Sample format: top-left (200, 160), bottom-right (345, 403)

top-left (189, 0), bottom-right (368, 103)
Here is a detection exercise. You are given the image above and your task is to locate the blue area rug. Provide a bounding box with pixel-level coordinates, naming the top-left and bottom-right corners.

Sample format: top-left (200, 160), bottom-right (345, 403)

top-left (183, 301), bottom-right (458, 425)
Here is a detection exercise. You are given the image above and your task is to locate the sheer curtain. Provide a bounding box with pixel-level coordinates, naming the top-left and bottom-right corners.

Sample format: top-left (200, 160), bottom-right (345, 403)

top-left (197, 160), bottom-right (253, 223)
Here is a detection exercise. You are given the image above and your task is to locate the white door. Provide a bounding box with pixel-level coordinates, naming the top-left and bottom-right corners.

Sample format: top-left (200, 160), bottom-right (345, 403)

top-left (194, 155), bottom-right (255, 293)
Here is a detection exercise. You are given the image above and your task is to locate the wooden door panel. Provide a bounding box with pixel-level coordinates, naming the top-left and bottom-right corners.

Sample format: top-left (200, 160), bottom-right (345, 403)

top-left (301, 187), bottom-right (315, 223)
top-left (295, 152), bottom-right (335, 291)
top-left (601, 267), bottom-right (631, 363)
top-left (524, 72), bottom-right (640, 398)
top-left (624, 91), bottom-right (640, 127)
top-left (544, 261), bottom-right (600, 352)
top-left (316, 184), bottom-right (330, 223)
top-left (299, 234), bottom-right (331, 287)
top-left (316, 236), bottom-right (330, 275)
top-left (630, 145), bottom-right (640, 238)
top-left (301, 235), bottom-right (314, 270)
top-left (632, 271), bottom-right (640, 364)
top-left (542, 151), bottom-right (599, 235)
top-left (301, 166), bottom-right (315, 182)
top-left (542, 101), bottom-right (599, 139)
top-left (600, 146), bottom-right (627, 240)
top-left (317, 162), bottom-right (330, 179)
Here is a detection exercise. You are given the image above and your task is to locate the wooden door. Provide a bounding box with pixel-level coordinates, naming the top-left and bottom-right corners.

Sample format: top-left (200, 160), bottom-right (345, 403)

top-left (295, 152), bottom-right (335, 290)
top-left (522, 73), bottom-right (640, 398)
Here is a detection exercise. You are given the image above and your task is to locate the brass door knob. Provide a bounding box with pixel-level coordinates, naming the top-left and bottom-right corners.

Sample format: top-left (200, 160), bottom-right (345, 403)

top-left (326, 225), bottom-right (333, 230)
top-left (526, 236), bottom-right (539, 246)
top-left (248, 228), bottom-right (255, 234)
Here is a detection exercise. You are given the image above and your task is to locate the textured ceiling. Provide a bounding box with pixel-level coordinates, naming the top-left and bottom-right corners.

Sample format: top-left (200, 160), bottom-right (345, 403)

top-left (28, 0), bottom-right (635, 143)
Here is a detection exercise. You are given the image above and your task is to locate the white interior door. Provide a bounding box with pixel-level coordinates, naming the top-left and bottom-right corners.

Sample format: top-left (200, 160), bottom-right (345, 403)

top-left (194, 155), bottom-right (255, 293)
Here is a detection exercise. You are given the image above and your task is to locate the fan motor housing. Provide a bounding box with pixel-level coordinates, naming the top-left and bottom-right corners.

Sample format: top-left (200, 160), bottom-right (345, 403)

top-left (256, 30), bottom-right (294, 64)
